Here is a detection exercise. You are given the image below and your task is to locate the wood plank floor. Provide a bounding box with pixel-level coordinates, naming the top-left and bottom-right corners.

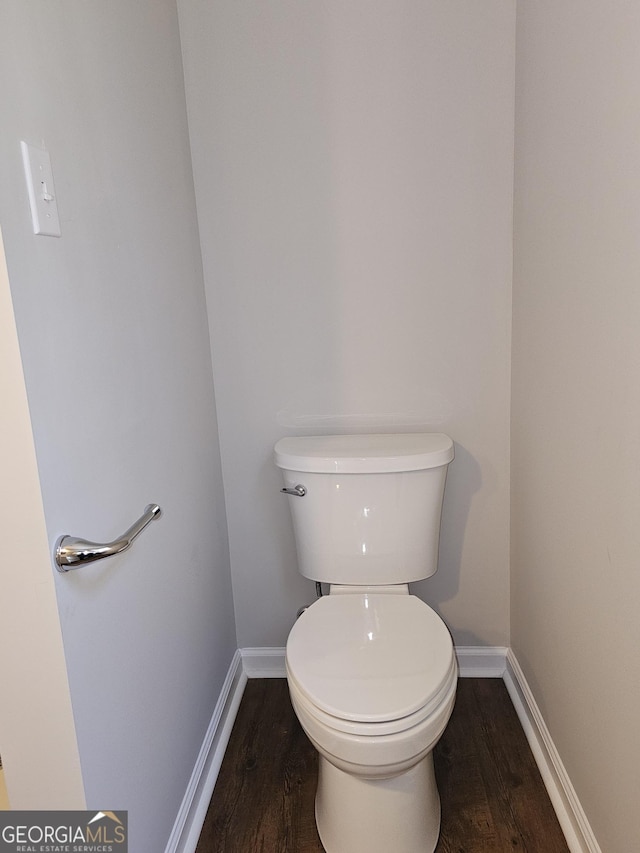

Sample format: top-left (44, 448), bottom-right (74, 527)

top-left (196, 678), bottom-right (569, 852)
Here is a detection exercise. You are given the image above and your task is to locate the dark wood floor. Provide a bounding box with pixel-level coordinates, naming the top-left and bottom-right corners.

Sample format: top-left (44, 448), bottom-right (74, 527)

top-left (196, 678), bottom-right (569, 853)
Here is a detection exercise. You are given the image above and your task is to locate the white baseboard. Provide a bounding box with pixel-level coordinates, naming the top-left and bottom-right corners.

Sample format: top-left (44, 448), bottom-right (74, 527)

top-left (455, 645), bottom-right (507, 678)
top-left (165, 649), bottom-right (247, 853)
top-left (240, 645), bottom-right (509, 680)
top-left (504, 650), bottom-right (601, 853)
top-left (241, 646), bottom-right (287, 678)
top-left (167, 644), bottom-right (600, 853)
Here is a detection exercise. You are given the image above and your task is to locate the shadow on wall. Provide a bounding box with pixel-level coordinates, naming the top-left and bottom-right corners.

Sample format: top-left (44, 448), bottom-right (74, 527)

top-left (411, 442), bottom-right (482, 628)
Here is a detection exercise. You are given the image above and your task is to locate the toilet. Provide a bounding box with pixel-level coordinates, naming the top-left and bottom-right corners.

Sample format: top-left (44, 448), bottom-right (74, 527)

top-left (274, 433), bottom-right (457, 853)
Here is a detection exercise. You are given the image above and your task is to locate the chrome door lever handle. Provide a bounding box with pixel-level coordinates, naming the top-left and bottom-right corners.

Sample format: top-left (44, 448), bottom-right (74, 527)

top-left (280, 485), bottom-right (307, 497)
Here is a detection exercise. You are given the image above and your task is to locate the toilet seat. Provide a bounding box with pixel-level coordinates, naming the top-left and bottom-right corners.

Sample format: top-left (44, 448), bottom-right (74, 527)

top-left (286, 594), bottom-right (457, 735)
top-left (288, 667), bottom-right (456, 739)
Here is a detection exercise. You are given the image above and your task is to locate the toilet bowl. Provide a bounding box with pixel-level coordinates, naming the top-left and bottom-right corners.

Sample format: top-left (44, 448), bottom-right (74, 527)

top-left (275, 433), bottom-right (456, 852)
top-left (285, 592), bottom-right (457, 853)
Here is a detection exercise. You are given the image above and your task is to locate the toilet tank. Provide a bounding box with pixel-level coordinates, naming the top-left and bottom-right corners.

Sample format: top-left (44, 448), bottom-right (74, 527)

top-left (274, 433), bottom-right (454, 586)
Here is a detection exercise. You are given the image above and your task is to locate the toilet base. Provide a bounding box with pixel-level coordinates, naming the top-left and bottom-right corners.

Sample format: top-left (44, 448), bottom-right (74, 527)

top-left (315, 751), bottom-right (441, 853)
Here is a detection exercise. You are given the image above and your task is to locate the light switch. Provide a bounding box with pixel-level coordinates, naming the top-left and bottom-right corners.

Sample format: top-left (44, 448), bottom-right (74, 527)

top-left (21, 141), bottom-right (61, 237)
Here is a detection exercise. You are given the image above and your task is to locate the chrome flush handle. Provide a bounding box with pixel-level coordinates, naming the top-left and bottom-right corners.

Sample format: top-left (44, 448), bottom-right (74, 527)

top-left (280, 485), bottom-right (307, 497)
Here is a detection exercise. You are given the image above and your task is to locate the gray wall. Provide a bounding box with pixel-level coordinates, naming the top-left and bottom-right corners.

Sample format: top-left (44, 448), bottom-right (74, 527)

top-left (0, 2), bottom-right (236, 850)
top-left (178, 0), bottom-right (515, 649)
top-left (512, 2), bottom-right (640, 850)
top-left (5, 2), bottom-right (636, 849)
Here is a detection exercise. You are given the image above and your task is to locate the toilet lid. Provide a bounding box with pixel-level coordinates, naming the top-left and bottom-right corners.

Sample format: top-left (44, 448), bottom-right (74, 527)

top-left (286, 594), bottom-right (455, 724)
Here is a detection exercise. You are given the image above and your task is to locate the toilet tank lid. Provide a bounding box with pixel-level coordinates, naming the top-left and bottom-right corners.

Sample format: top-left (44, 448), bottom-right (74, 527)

top-left (274, 433), bottom-right (454, 473)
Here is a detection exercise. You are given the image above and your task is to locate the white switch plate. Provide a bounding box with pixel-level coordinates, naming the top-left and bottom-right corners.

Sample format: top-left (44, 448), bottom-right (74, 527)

top-left (21, 141), bottom-right (61, 237)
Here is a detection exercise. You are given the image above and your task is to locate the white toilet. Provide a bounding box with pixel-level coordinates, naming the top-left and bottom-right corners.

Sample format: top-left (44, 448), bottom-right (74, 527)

top-left (274, 433), bottom-right (457, 853)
